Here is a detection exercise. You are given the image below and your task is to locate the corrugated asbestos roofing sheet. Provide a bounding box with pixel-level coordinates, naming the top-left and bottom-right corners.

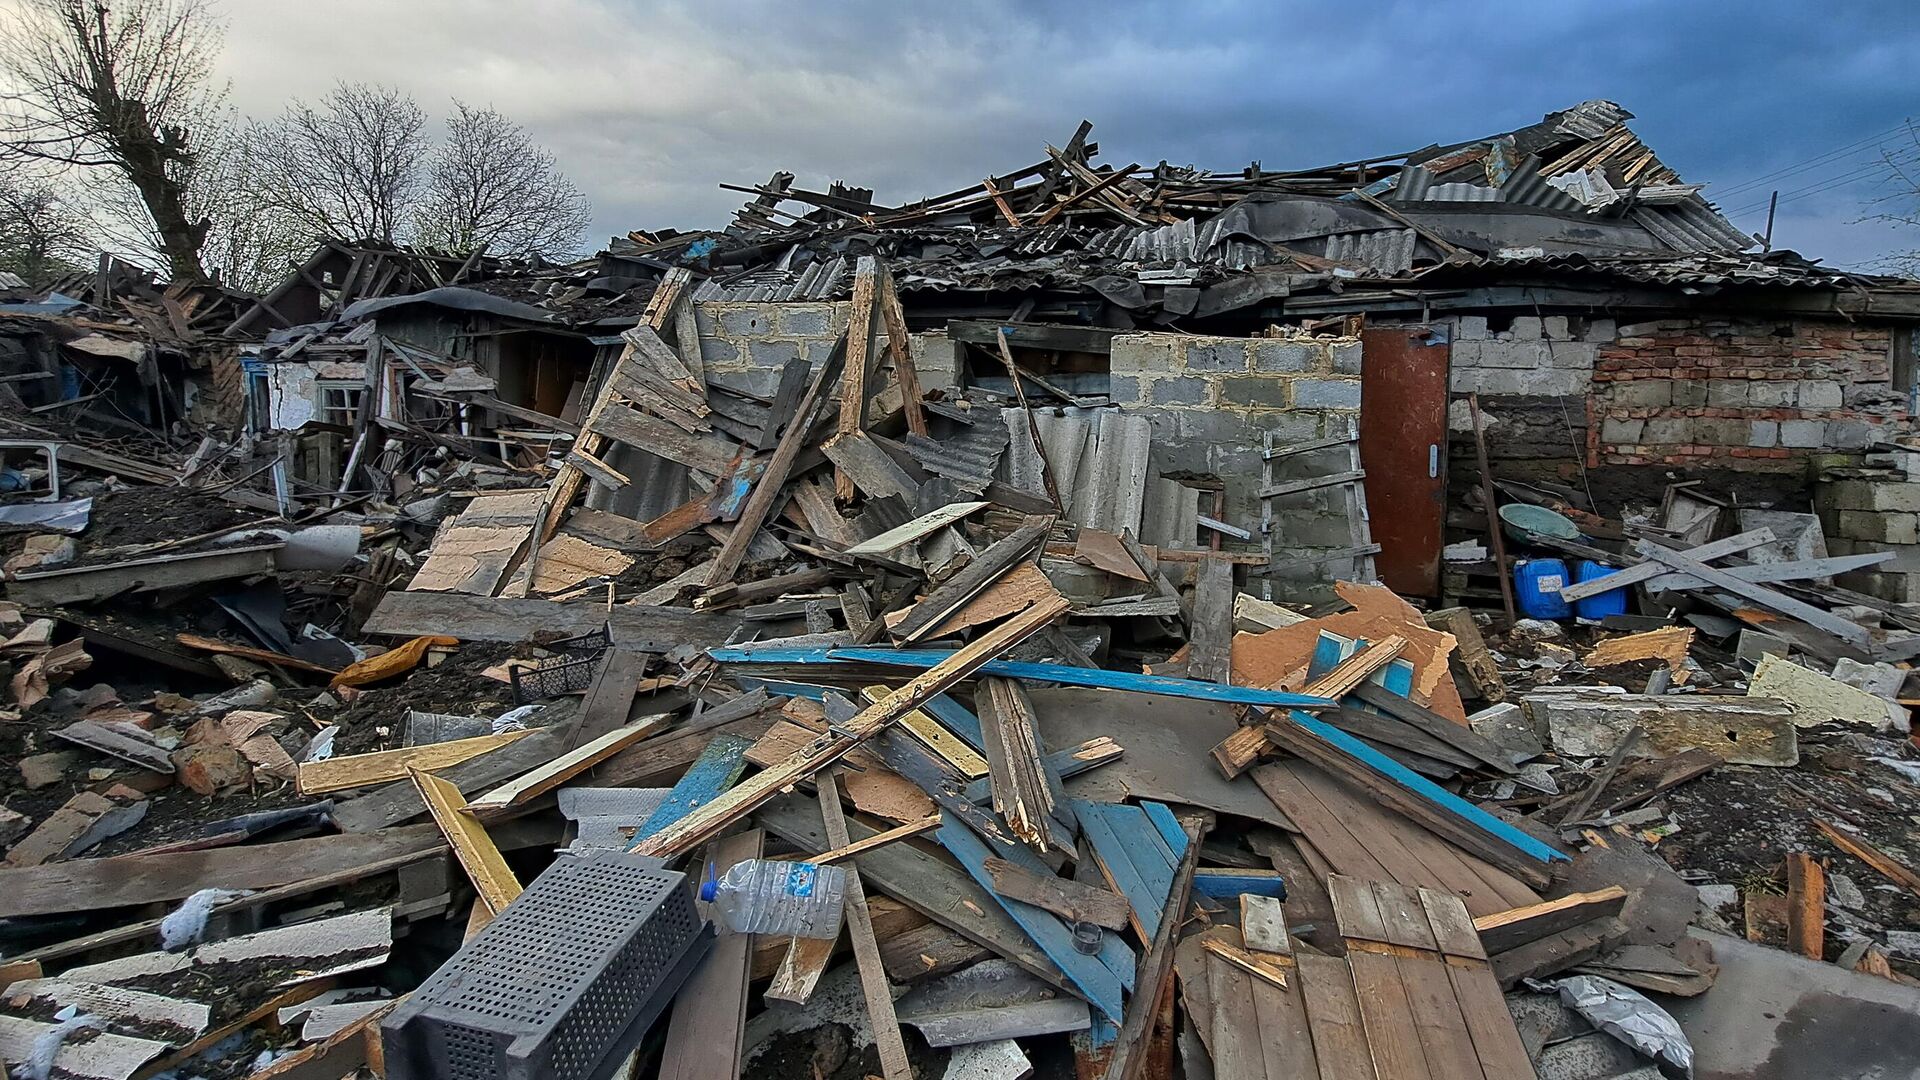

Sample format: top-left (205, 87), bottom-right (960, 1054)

top-left (1321, 229), bottom-right (1419, 275)
top-left (0, 271), bottom-right (27, 289)
top-left (1081, 217), bottom-right (1281, 270)
top-left (1551, 100), bottom-right (1635, 141)
top-left (692, 255), bottom-right (849, 302)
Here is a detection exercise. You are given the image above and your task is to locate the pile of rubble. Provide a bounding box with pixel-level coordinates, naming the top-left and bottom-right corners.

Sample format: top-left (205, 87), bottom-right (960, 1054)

top-left (2, 101), bottom-right (1919, 1080)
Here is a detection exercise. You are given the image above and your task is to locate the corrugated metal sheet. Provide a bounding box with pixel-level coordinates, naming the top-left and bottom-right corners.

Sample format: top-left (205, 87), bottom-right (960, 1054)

top-left (1321, 230), bottom-right (1419, 275)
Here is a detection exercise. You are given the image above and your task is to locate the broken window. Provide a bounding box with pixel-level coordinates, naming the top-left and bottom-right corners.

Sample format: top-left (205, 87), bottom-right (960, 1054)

top-left (316, 379), bottom-right (364, 426)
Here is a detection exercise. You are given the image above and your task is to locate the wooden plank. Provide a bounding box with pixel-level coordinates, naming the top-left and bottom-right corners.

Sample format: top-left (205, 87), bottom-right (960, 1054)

top-left (1075, 800), bottom-right (1167, 940)
top-left (1555, 529), bottom-right (1774, 601)
top-left (660, 828), bottom-right (763, 1080)
top-left (1425, 607), bottom-right (1506, 703)
top-left (1472, 886), bottom-right (1628, 955)
top-left (1786, 850), bottom-right (1827, 959)
top-left (1102, 810), bottom-right (1204, 1080)
top-left (1207, 952), bottom-right (1266, 1080)
top-left (821, 429), bottom-right (921, 501)
top-left (1348, 949), bottom-right (1436, 1080)
top-left (1213, 636), bottom-right (1411, 778)
top-left (984, 856), bottom-right (1131, 929)
top-left (1296, 952), bottom-right (1379, 1079)
top-left (891, 516), bottom-right (1051, 644)
top-left (1187, 557), bottom-right (1235, 684)
top-left (564, 449), bottom-right (628, 492)
top-left (844, 501), bottom-right (989, 556)
top-left (1193, 869), bottom-right (1287, 901)
top-left (1394, 952), bottom-right (1488, 1080)
top-left (632, 733), bottom-right (753, 843)
top-left (863, 685), bottom-right (989, 779)
top-left (977, 676), bottom-right (1061, 852)
top-left (938, 817), bottom-right (1127, 1024)
top-left (633, 592), bottom-right (1068, 858)
top-left (1202, 936), bottom-right (1293, 989)
top-left (873, 263), bottom-right (927, 438)
top-left (1371, 880), bottom-right (1442, 953)
top-left (1443, 963), bottom-right (1538, 1080)
top-left (1487, 919), bottom-right (1619, 988)
top-left (754, 793), bottom-right (1071, 991)
top-left (1418, 888), bottom-right (1489, 961)
top-left (1251, 764), bottom-right (1397, 884)
top-left (1244, 954), bottom-right (1320, 1080)
top-left (816, 771), bottom-right (912, 1080)
top-left (834, 257), bottom-right (882, 501)
top-left (589, 403), bottom-right (744, 477)
top-left (575, 649), bottom-right (648, 743)
top-left (173, 633), bottom-right (340, 676)
top-left (1815, 818), bottom-right (1920, 898)
top-left (1349, 684), bottom-right (1519, 776)
top-left (410, 768), bottom-right (521, 916)
top-left (464, 715), bottom-right (670, 819)
top-left (1638, 541), bottom-right (1870, 645)
top-left (813, 814), bottom-right (941, 864)
top-left (363, 591), bottom-right (742, 647)
top-left (332, 726), bottom-right (573, 833)
top-left (1329, 873), bottom-right (1394, 944)
top-left (295, 730), bottom-right (535, 795)
top-left (706, 332), bottom-right (846, 588)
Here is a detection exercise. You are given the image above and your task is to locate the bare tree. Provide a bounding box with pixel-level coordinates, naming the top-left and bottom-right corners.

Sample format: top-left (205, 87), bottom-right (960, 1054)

top-left (0, 0), bottom-right (226, 280)
top-left (0, 162), bottom-right (90, 284)
top-left (248, 82), bottom-right (427, 246)
top-left (413, 101), bottom-right (590, 258)
top-left (1863, 122), bottom-right (1920, 276)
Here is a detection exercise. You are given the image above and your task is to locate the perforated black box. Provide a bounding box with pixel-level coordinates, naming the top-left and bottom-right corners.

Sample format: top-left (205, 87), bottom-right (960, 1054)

top-left (382, 850), bottom-right (711, 1080)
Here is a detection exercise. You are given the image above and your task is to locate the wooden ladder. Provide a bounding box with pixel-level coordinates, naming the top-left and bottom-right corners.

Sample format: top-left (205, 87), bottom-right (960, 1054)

top-left (1259, 417), bottom-right (1379, 597)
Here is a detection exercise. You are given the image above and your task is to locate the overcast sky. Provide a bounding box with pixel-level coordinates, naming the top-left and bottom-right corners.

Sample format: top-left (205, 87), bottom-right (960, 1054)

top-left (217, 0), bottom-right (1919, 268)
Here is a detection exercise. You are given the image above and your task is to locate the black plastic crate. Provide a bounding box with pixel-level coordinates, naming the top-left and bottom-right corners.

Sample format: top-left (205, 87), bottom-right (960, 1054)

top-left (509, 654), bottom-right (601, 704)
top-left (382, 850), bottom-right (711, 1080)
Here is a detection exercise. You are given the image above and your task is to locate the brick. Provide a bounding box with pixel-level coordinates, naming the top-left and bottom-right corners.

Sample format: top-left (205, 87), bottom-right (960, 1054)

top-left (1749, 420), bottom-right (1779, 448)
top-left (1218, 378), bottom-right (1292, 409)
top-left (1778, 419), bottom-right (1826, 448)
top-left (1185, 340), bottom-right (1250, 373)
top-left (1798, 381), bottom-right (1845, 409)
top-left (1290, 378), bottom-right (1363, 409)
top-left (1600, 417), bottom-right (1645, 443)
top-left (1609, 381), bottom-right (1672, 407)
top-left (748, 339), bottom-right (804, 369)
top-left (1254, 341), bottom-right (1313, 374)
top-left (1145, 376), bottom-right (1209, 406)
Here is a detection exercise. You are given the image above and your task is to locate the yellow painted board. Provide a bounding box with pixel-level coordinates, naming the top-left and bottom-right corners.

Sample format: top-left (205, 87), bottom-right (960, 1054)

top-left (861, 685), bottom-right (988, 779)
top-left (295, 729), bottom-right (536, 795)
top-left (464, 715), bottom-right (672, 818)
top-left (410, 767), bottom-right (522, 915)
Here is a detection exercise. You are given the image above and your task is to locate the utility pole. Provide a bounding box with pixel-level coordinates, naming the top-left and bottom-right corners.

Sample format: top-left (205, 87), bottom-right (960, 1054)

top-left (1762, 190), bottom-right (1779, 250)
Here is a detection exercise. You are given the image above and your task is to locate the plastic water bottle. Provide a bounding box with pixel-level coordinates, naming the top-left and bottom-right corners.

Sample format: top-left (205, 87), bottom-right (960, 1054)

top-left (699, 859), bottom-right (847, 939)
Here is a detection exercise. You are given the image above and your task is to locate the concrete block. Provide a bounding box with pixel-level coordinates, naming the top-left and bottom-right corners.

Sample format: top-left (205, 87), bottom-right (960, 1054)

top-left (1542, 315), bottom-right (1572, 340)
top-left (1329, 341), bottom-right (1363, 374)
top-left (1585, 318), bottom-right (1617, 342)
top-left (1185, 340), bottom-right (1250, 373)
top-left (1617, 319), bottom-right (1687, 336)
top-left (1547, 341), bottom-right (1597, 369)
top-left (1530, 692), bottom-right (1797, 767)
top-left (1110, 334), bottom-right (1177, 376)
top-left (706, 368), bottom-right (778, 397)
top-left (1694, 418), bottom-right (1750, 444)
top-left (748, 339), bottom-right (804, 369)
top-left (1456, 315), bottom-right (1490, 340)
top-left (1779, 419), bottom-right (1826, 448)
top-left (1218, 377), bottom-right (1292, 409)
top-left (1706, 380), bottom-right (1749, 407)
top-left (1749, 655), bottom-right (1902, 732)
top-left (1798, 380), bottom-right (1845, 409)
top-left (1836, 569), bottom-right (1920, 604)
top-left (1747, 382), bottom-right (1795, 407)
top-left (1291, 378), bottom-right (1363, 409)
top-left (1609, 381), bottom-right (1672, 407)
top-left (1749, 420), bottom-right (1779, 448)
top-left (1830, 658), bottom-right (1906, 701)
top-left (1644, 418), bottom-right (1694, 444)
top-left (909, 332), bottom-right (960, 390)
top-left (1866, 482), bottom-right (1920, 513)
top-left (1600, 417), bottom-right (1646, 444)
top-left (1145, 376), bottom-right (1208, 406)
top-left (1473, 341), bottom-right (1548, 369)
top-left (776, 305), bottom-right (834, 337)
top-left (717, 307), bottom-right (769, 337)
top-left (1835, 510), bottom-right (1919, 544)
top-left (1253, 341), bottom-right (1313, 374)
top-left (1510, 315), bottom-right (1543, 339)
top-left (1671, 381), bottom-right (1709, 407)
top-left (693, 306), bottom-right (719, 338)
top-left (699, 338), bottom-right (740, 366)
top-left (1107, 374), bottom-right (1147, 406)
top-left (1814, 479), bottom-right (1876, 511)
top-left (1828, 419), bottom-right (1874, 451)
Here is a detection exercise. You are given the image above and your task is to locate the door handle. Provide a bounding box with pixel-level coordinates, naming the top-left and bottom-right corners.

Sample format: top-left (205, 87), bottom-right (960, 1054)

top-left (1429, 444), bottom-right (1439, 478)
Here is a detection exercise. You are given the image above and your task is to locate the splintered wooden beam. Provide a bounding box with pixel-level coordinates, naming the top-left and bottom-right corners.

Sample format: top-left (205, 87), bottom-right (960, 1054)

top-left (633, 592), bottom-right (1070, 858)
top-left (835, 257), bottom-right (882, 501)
top-left (463, 715), bottom-right (671, 820)
top-left (1210, 635), bottom-right (1409, 779)
top-left (705, 332), bottom-right (847, 590)
top-left (1786, 851), bottom-right (1826, 960)
top-left (983, 856), bottom-right (1130, 929)
top-left (1102, 810), bottom-right (1207, 1080)
top-left (296, 729), bottom-right (536, 795)
top-left (812, 814), bottom-right (941, 864)
top-left (1815, 819), bottom-right (1920, 898)
top-left (978, 676), bottom-right (1058, 851)
top-left (817, 771), bottom-right (913, 1080)
top-left (1471, 886), bottom-right (1628, 955)
top-left (873, 263), bottom-right (927, 437)
top-left (891, 516), bottom-right (1052, 644)
top-left (409, 768), bottom-right (521, 917)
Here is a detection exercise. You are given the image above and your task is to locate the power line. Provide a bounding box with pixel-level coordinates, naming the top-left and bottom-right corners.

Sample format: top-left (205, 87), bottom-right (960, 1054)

top-left (1724, 147), bottom-right (1920, 219)
top-left (1712, 121), bottom-right (1914, 199)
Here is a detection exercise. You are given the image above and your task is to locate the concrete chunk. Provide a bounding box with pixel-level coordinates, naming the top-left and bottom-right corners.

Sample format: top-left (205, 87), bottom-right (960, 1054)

top-left (1529, 692), bottom-right (1798, 767)
top-left (1749, 655), bottom-right (1903, 732)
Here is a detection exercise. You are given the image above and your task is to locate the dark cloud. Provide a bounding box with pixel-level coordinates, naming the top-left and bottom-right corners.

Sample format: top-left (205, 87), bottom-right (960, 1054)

top-left (221, 0), bottom-right (1920, 266)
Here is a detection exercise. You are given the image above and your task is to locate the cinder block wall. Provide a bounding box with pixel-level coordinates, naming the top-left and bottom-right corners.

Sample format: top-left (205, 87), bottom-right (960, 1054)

top-left (1590, 318), bottom-right (1904, 466)
top-left (1110, 331), bottom-right (1364, 590)
top-left (1819, 476), bottom-right (1920, 602)
top-left (691, 301), bottom-right (961, 399)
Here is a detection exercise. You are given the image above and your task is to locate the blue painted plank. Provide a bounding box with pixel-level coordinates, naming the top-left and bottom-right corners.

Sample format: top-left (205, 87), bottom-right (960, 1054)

top-left (1080, 1012), bottom-right (1119, 1050)
top-left (734, 677), bottom-right (828, 701)
top-left (936, 819), bottom-right (1127, 1023)
top-left (630, 733), bottom-right (752, 844)
top-left (1074, 801), bottom-right (1173, 940)
top-left (1375, 656), bottom-right (1415, 698)
top-left (1306, 632), bottom-right (1357, 681)
top-left (725, 647), bottom-right (1566, 866)
top-left (1129, 804), bottom-right (1180, 875)
top-left (923, 693), bottom-right (987, 753)
top-left (708, 646), bottom-right (1335, 711)
top-left (1192, 869), bottom-right (1287, 901)
top-left (1141, 801), bottom-right (1188, 864)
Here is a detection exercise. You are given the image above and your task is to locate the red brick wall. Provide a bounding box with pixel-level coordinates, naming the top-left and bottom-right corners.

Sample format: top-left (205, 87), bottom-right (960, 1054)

top-left (1588, 317), bottom-right (1905, 468)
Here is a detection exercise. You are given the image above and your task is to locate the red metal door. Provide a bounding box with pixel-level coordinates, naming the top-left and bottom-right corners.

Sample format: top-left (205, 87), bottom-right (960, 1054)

top-left (1359, 325), bottom-right (1450, 596)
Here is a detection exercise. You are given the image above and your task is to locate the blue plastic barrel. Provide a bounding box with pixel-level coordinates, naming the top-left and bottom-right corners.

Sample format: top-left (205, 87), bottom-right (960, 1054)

top-left (1514, 558), bottom-right (1572, 620)
top-left (1573, 560), bottom-right (1628, 621)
